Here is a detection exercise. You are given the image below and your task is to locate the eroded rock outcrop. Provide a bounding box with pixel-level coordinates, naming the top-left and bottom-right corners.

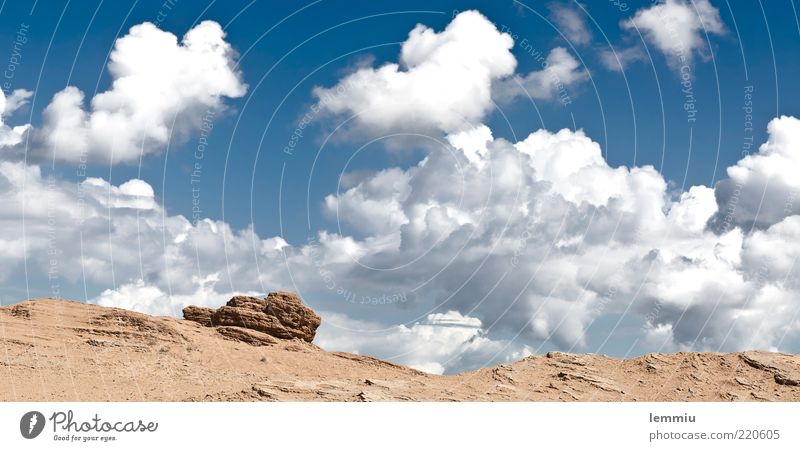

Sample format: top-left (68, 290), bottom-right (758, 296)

top-left (741, 351), bottom-right (800, 386)
top-left (182, 291), bottom-right (321, 345)
top-left (215, 326), bottom-right (278, 346)
top-left (182, 306), bottom-right (215, 327)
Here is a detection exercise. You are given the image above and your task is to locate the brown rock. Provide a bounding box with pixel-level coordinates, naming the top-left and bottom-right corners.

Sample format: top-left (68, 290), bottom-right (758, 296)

top-left (215, 326), bottom-right (277, 346)
top-left (211, 292), bottom-right (321, 342)
top-left (183, 306), bottom-right (215, 326)
top-left (9, 304), bottom-right (31, 318)
top-left (741, 352), bottom-right (800, 386)
top-left (181, 291), bottom-right (321, 345)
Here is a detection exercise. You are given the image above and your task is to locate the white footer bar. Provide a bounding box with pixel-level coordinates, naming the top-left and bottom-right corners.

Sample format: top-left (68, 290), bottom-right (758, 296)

top-left (1, 402), bottom-right (797, 450)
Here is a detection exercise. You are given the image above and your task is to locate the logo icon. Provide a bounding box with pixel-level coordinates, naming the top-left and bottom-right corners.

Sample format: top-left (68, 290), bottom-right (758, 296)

top-left (20, 411), bottom-right (46, 439)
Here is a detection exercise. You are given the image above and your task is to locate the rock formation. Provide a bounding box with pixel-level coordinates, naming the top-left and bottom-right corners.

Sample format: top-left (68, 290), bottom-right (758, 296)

top-left (215, 326), bottom-right (278, 346)
top-left (182, 291), bottom-right (321, 344)
top-left (182, 306), bottom-right (215, 327)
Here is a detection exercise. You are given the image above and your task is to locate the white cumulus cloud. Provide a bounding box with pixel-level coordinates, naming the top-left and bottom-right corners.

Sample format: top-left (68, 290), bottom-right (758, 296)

top-left (312, 10), bottom-right (516, 135)
top-left (35, 20), bottom-right (247, 164)
top-left (0, 89), bottom-right (32, 148)
top-left (710, 116), bottom-right (800, 231)
top-left (304, 116), bottom-right (800, 354)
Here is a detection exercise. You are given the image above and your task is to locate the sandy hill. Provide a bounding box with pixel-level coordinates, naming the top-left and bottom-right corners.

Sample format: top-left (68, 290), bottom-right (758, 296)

top-left (1, 296), bottom-right (799, 401)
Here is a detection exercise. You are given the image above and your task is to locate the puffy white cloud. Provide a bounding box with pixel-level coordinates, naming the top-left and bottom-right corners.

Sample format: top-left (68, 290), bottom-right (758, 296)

top-left (667, 185), bottom-right (717, 233)
top-left (446, 124), bottom-right (493, 167)
top-left (2, 89), bottom-right (33, 116)
top-left (35, 21), bottom-right (246, 164)
top-left (5, 116), bottom-right (800, 368)
top-left (0, 89), bottom-right (32, 147)
top-left (314, 11), bottom-right (588, 134)
top-left (324, 167), bottom-right (412, 236)
top-left (634, 215), bottom-right (800, 353)
top-left (743, 216), bottom-right (800, 282)
top-left (93, 274), bottom-right (261, 317)
top-left (312, 10), bottom-right (516, 135)
top-left (304, 116), bottom-right (800, 354)
top-left (0, 160), bottom-right (291, 310)
top-left (710, 116), bottom-right (800, 231)
top-left (82, 177), bottom-right (156, 210)
top-left (493, 47), bottom-right (586, 104)
top-left (515, 127), bottom-right (664, 209)
top-left (622, 0), bottom-right (726, 66)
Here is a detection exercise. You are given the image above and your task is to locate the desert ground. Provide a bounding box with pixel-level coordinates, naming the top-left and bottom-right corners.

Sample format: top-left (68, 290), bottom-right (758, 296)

top-left (1, 297), bottom-right (799, 401)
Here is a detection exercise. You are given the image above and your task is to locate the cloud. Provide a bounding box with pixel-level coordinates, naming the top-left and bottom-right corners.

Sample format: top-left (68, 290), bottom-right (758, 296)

top-left (313, 11), bottom-right (588, 135)
top-left (709, 116), bottom-right (800, 232)
top-left (549, 2), bottom-right (591, 45)
top-left (622, 0), bottom-right (726, 67)
top-left (0, 159), bottom-right (291, 307)
top-left (0, 89), bottom-right (32, 147)
top-left (3, 10), bottom-right (800, 372)
top-left (82, 177), bottom-right (157, 210)
top-left (312, 10), bottom-right (517, 135)
top-left (493, 47), bottom-right (586, 104)
top-left (33, 21), bottom-right (247, 164)
top-left (324, 167), bottom-right (412, 236)
top-left (315, 310), bottom-right (531, 374)
top-left (514, 127), bottom-right (665, 209)
top-left (304, 118), bottom-right (800, 354)
top-left (93, 274), bottom-right (262, 317)
top-left (667, 185), bottom-right (718, 233)
top-left (445, 124), bottom-right (493, 167)
top-left (2, 89), bottom-right (33, 116)
top-left (5, 115), bottom-right (800, 368)
top-left (598, 45), bottom-right (647, 72)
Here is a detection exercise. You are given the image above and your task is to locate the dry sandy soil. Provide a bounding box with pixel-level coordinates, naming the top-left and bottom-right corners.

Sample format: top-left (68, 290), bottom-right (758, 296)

top-left (2, 298), bottom-right (799, 401)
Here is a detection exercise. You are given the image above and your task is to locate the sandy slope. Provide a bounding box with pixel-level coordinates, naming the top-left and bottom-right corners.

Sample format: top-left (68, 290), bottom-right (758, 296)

top-left (1, 298), bottom-right (799, 401)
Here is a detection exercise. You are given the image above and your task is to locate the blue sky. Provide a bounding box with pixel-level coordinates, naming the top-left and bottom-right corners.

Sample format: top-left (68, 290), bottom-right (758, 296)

top-left (4, 0), bottom-right (798, 239)
top-left (2, 0), bottom-right (800, 373)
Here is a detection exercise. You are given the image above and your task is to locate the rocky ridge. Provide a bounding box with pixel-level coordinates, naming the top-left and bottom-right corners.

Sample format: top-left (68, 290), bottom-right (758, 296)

top-left (1, 296), bottom-right (799, 402)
